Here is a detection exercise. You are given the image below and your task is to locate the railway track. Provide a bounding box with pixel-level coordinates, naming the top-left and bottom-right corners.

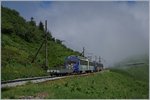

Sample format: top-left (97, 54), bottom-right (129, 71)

top-left (1, 70), bottom-right (109, 88)
top-left (2, 76), bottom-right (63, 88)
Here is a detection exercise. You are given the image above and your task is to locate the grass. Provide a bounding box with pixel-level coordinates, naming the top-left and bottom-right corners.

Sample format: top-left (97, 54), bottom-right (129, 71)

top-left (2, 34), bottom-right (80, 81)
top-left (1, 64), bottom-right (47, 81)
top-left (110, 54), bottom-right (149, 82)
top-left (110, 65), bottom-right (149, 82)
top-left (125, 65), bottom-right (149, 81)
top-left (2, 71), bottom-right (149, 99)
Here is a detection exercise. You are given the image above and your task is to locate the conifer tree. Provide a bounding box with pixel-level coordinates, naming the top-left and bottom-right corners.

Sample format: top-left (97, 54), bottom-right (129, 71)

top-left (39, 21), bottom-right (44, 31)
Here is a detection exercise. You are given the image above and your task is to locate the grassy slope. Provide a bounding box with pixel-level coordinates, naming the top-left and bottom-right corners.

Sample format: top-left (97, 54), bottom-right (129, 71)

top-left (2, 33), bottom-right (79, 81)
top-left (2, 71), bottom-right (149, 99)
top-left (111, 54), bottom-right (149, 82)
top-left (2, 34), bottom-right (47, 80)
top-left (1, 7), bottom-right (80, 81)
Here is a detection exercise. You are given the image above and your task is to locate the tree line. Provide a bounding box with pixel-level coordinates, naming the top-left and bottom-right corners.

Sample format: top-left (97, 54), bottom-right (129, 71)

top-left (2, 6), bottom-right (63, 45)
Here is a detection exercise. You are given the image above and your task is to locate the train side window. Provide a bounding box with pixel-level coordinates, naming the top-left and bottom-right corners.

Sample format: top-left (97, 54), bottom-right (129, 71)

top-left (80, 60), bottom-right (88, 65)
top-left (89, 62), bottom-right (95, 66)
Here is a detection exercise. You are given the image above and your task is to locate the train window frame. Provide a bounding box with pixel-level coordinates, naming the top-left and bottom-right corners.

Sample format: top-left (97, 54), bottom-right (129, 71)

top-left (67, 60), bottom-right (77, 65)
top-left (89, 62), bottom-right (95, 66)
top-left (80, 60), bottom-right (88, 65)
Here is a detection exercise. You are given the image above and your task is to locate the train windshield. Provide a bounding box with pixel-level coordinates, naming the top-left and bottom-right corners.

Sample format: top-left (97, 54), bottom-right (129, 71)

top-left (67, 61), bottom-right (77, 64)
top-left (65, 56), bottom-right (79, 70)
top-left (66, 60), bottom-right (77, 69)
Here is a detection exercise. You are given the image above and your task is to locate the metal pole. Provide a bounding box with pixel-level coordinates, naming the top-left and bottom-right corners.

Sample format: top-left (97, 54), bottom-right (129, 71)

top-left (31, 40), bottom-right (45, 63)
top-left (95, 56), bottom-right (97, 62)
top-left (83, 47), bottom-right (85, 57)
top-left (99, 56), bottom-right (101, 63)
top-left (45, 20), bottom-right (48, 70)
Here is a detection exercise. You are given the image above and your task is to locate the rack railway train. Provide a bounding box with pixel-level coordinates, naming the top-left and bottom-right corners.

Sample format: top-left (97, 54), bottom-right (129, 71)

top-left (47, 55), bottom-right (104, 76)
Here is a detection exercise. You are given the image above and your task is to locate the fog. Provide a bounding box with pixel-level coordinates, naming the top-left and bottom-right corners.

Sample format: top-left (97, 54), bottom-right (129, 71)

top-left (2, 1), bottom-right (149, 67)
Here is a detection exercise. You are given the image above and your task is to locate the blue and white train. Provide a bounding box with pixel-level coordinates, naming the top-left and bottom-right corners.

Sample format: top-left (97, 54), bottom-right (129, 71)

top-left (47, 55), bottom-right (103, 76)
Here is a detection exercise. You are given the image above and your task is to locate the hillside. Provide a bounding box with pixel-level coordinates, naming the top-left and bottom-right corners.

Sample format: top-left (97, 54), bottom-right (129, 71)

top-left (1, 6), bottom-right (149, 99)
top-left (2, 71), bottom-right (148, 99)
top-left (111, 54), bottom-right (149, 82)
top-left (1, 6), bottom-right (81, 81)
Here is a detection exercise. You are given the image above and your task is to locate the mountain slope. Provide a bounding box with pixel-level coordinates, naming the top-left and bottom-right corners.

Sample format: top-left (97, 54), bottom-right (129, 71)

top-left (110, 54), bottom-right (149, 82)
top-left (1, 6), bottom-right (81, 81)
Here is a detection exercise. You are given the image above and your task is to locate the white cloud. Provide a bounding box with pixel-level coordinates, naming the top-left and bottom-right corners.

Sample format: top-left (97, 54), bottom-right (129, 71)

top-left (3, 1), bottom-right (149, 66)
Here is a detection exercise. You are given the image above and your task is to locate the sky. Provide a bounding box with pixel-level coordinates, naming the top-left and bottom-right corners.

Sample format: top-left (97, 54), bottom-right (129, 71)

top-left (2, 1), bottom-right (149, 67)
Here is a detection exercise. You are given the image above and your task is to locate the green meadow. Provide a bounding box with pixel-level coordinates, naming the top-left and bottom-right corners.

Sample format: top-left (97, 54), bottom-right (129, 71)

top-left (2, 68), bottom-right (149, 99)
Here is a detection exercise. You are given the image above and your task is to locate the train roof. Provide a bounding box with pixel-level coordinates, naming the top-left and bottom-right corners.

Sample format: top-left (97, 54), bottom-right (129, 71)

top-left (66, 55), bottom-right (89, 62)
top-left (65, 55), bottom-right (79, 62)
top-left (77, 56), bottom-right (89, 61)
top-left (66, 55), bottom-right (103, 65)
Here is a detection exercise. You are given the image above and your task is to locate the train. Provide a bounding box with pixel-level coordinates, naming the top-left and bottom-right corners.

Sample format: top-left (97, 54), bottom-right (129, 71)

top-left (47, 55), bottom-right (104, 76)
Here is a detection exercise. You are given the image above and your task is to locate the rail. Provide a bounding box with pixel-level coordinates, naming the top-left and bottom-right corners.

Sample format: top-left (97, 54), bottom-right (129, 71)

top-left (1, 70), bottom-right (109, 88)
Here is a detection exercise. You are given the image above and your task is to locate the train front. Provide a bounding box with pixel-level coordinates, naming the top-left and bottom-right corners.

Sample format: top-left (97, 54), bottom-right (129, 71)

top-left (65, 55), bottom-right (80, 73)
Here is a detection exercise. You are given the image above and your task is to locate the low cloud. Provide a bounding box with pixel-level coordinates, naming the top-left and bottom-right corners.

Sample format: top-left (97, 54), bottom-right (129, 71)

top-left (2, 1), bottom-right (149, 66)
